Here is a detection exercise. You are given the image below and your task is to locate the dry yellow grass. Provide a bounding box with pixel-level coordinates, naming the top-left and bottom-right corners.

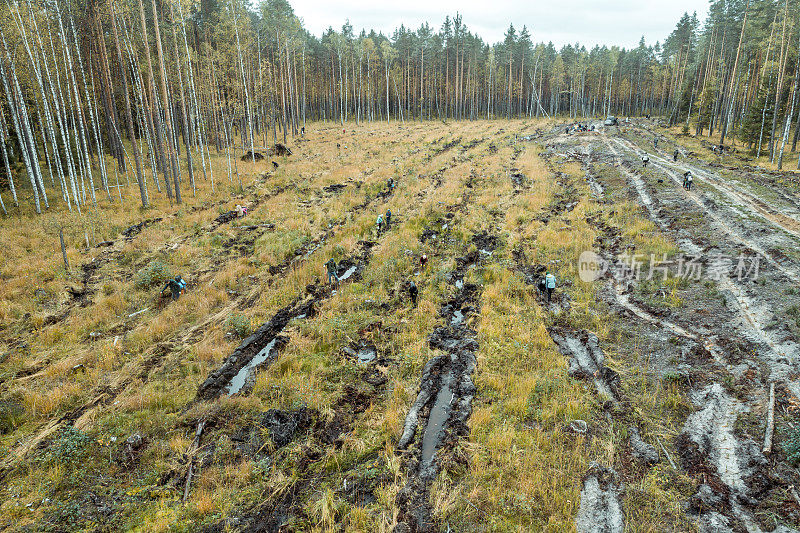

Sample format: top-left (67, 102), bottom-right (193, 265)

top-left (0, 119), bottom-right (695, 532)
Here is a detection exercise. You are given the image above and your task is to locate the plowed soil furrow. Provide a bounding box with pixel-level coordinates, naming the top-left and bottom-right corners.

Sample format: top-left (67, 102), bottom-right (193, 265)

top-left (395, 241), bottom-right (489, 533)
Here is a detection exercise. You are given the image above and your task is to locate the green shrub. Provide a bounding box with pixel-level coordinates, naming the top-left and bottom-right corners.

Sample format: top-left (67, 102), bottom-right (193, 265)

top-left (134, 260), bottom-right (172, 290)
top-left (38, 426), bottom-right (92, 465)
top-left (784, 425), bottom-right (800, 464)
top-left (787, 305), bottom-right (800, 329)
top-left (526, 377), bottom-right (565, 421)
top-left (225, 314), bottom-right (252, 339)
top-left (210, 234), bottom-right (225, 248)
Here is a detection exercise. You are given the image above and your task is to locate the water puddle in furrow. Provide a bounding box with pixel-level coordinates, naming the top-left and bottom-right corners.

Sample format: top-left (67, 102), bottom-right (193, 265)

top-left (357, 346), bottom-right (376, 364)
top-left (338, 265), bottom-right (358, 281)
top-left (419, 372), bottom-right (455, 471)
top-left (226, 338), bottom-right (279, 396)
top-left (450, 310), bottom-right (464, 326)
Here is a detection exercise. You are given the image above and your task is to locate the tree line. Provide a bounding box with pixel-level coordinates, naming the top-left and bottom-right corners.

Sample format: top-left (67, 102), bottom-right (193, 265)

top-left (0, 0), bottom-right (797, 216)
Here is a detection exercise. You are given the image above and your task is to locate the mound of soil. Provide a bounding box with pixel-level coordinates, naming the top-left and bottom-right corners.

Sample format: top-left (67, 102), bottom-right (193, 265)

top-left (323, 183), bottom-right (347, 194)
top-left (260, 407), bottom-right (313, 448)
top-left (122, 218), bottom-right (162, 239)
top-left (213, 210), bottom-right (238, 226)
top-left (240, 151), bottom-right (264, 162)
top-left (268, 143), bottom-right (293, 156)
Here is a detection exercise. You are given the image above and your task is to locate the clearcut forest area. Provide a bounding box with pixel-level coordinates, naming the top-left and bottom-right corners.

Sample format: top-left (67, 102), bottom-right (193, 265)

top-left (2, 0), bottom-right (800, 532)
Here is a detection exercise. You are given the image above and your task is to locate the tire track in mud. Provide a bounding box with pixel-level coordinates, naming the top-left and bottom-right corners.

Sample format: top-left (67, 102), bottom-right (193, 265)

top-left (194, 133), bottom-right (505, 528)
top-left (393, 135), bottom-right (515, 532)
top-left (394, 235), bottom-right (494, 533)
top-left (197, 240), bottom-right (374, 400)
top-left (626, 124), bottom-right (800, 238)
top-left (512, 139), bottom-right (629, 532)
top-left (548, 130), bottom-right (778, 531)
top-left (583, 206), bottom-right (769, 532)
top-left (0, 136), bottom-right (439, 484)
top-left (2, 133), bottom-right (494, 520)
top-left (514, 271), bottom-right (628, 530)
top-left (610, 137), bottom-right (800, 285)
top-left (605, 137), bottom-right (800, 396)
top-left (195, 136), bottom-right (454, 397)
top-left (685, 166), bottom-right (800, 237)
top-left (587, 134), bottom-right (798, 532)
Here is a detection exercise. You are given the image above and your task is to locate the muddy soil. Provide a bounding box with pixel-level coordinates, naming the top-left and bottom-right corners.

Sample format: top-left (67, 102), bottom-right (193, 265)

top-left (575, 463), bottom-right (625, 533)
top-left (198, 243), bottom-right (374, 400)
top-left (536, 152), bottom-right (581, 224)
top-left (202, 385), bottom-right (381, 532)
top-left (549, 329), bottom-right (623, 405)
top-left (341, 340), bottom-right (378, 364)
top-left (122, 218), bottom-right (163, 240)
top-left (394, 232), bottom-right (496, 532)
top-left (545, 122), bottom-right (800, 531)
top-left (259, 407), bottom-right (314, 448)
top-left (213, 210), bottom-right (240, 226)
top-left (197, 300), bottom-right (309, 400)
top-left (426, 137), bottom-right (462, 160)
top-left (322, 183), bottom-right (347, 194)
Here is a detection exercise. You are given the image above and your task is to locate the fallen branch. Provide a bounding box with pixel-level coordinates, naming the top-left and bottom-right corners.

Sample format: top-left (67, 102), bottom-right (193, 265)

top-left (127, 307), bottom-right (149, 318)
top-left (656, 436), bottom-right (677, 470)
top-left (183, 419), bottom-right (207, 504)
top-left (763, 382), bottom-right (776, 454)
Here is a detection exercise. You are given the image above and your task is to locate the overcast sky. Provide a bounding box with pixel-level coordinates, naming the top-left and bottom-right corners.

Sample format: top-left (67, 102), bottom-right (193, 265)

top-left (287, 0), bottom-right (709, 49)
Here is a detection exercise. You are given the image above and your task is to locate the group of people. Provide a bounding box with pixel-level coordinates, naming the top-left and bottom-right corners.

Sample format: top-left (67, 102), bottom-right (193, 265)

top-left (163, 170), bottom-right (562, 315)
top-left (642, 152), bottom-right (694, 192)
top-left (683, 171), bottom-right (694, 191)
top-left (324, 252), bottom-right (428, 307)
top-left (710, 144), bottom-right (733, 154)
top-left (566, 123), bottom-right (595, 134)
